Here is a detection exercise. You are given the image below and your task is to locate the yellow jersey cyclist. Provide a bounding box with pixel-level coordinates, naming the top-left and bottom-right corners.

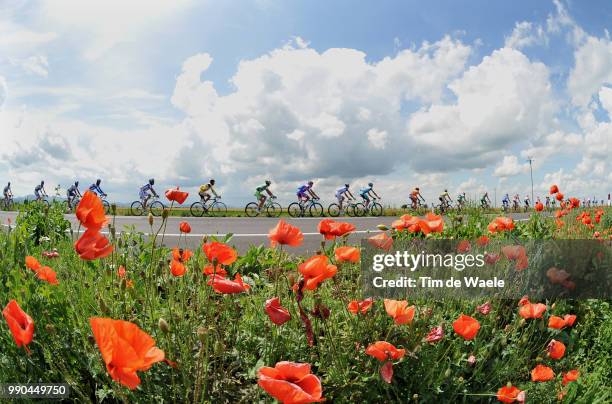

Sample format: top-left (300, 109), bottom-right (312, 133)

top-left (438, 189), bottom-right (451, 207)
top-left (199, 179), bottom-right (219, 204)
top-left (410, 187), bottom-right (424, 209)
top-left (297, 181), bottom-right (320, 205)
top-left (255, 180), bottom-right (275, 212)
top-left (335, 183), bottom-right (355, 212)
top-left (359, 182), bottom-right (380, 209)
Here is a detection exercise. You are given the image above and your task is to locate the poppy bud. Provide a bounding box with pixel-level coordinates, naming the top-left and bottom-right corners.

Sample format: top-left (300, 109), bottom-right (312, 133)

top-left (45, 324), bottom-right (56, 334)
top-left (109, 224), bottom-right (116, 239)
top-left (197, 326), bottom-right (207, 343)
top-left (377, 224), bottom-right (389, 231)
top-left (111, 203), bottom-right (117, 215)
top-left (162, 208), bottom-right (169, 219)
top-left (158, 318), bottom-right (169, 333)
top-left (87, 335), bottom-right (95, 345)
top-left (148, 213), bottom-right (154, 226)
top-left (506, 381), bottom-right (512, 388)
top-left (202, 236), bottom-right (208, 244)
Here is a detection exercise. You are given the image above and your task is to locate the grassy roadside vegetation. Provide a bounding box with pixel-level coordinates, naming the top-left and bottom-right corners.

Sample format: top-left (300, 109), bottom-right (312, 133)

top-left (0, 198), bottom-right (610, 403)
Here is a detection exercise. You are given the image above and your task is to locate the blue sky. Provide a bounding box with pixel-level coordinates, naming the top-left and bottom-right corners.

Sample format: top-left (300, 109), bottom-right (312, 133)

top-left (0, 0), bottom-right (610, 205)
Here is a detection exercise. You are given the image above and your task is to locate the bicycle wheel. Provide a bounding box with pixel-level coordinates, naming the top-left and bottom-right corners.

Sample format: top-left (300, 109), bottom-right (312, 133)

top-left (190, 201), bottom-right (206, 217)
top-left (130, 201), bottom-right (145, 216)
top-left (102, 200), bottom-right (111, 215)
top-left (267, 202), bottom-right (282, 217)
top-left (309, 202), bottom-right (324, 217)
top-left (210, 201), bottom-right (227, 217)
top-left (150, 201), bottom-right (165, 217)
top-left (370, 202), bottom-right (383, 217)
top-left (245, 202), bottom-right (260, 217)
top-left (354, 203), bottom-right (367, 217)
top-left (287, 202), bottom-right (303, 218)
top-left (346, 204), bottom-right (357, 217)
top-left (327, 203), bottom-right (340, 217)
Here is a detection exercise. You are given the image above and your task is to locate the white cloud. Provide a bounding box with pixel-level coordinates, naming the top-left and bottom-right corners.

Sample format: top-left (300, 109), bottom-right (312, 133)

top-left (367, 128), bottom-right (388, 149)
top-left (598, 86), bottom-right (612, 115)
top-left (15, 55), bottom-right (49, 77)
top-left (568, 35), bottom-right (612, 107)
top-left (0, 76), bottom-right (7, 108)
top-left (505, 21), bottom-right (548, 49)
top-left (494, 155), bottom-right (529, 177)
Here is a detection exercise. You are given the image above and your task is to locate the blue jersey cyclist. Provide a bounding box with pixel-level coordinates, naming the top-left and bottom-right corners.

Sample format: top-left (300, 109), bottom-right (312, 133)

top-left (335, 183), bottom-right (355, 211)
top-left (139, 178), bottom-right (159, 207)
top-left (502, 193), bottom-right (510, 208)
top-left (67, 181), bottom-right (82, 207)
top-left (34, 181), bottom-right (47, 201)
top-left (89, 179), bottom-right (107, 197)
top-left (297, 181), bottom-right (320, 204)
top-left (359, 182), bottom-right (380, 208)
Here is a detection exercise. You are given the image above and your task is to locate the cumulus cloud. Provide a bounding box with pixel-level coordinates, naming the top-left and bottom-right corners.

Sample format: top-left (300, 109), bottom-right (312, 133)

top-left (568, 36), bottom-right (612, 107)
top-left (505, 21), bottom-right (548, 49)
top-left (494, 155), bottom-right (529, 177)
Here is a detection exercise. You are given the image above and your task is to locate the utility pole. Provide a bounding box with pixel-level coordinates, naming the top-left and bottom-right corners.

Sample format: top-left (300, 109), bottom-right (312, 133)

top-left (526, 156), bottom-right (534, 204)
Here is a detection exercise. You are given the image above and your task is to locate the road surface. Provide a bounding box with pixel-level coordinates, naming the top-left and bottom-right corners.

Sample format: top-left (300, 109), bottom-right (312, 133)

top-left (0, 211), bottom-right (534, 254)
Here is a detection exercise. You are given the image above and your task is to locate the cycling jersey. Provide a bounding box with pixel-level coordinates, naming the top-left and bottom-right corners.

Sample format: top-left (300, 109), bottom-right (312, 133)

top-left (3, 185), bottom-right (10, 194)
top-left (139, 183), bottom-right (155, 199)
top-left (297, 184), bottom-right (310, 195)
top-left (410, 190), bottom-right (419, 199)
top-left (89, 184), bottom-right (105, 195)
top-left (200, 184), bottom-right (211, 193)
top-left (359, 186), bottom-right (372, 195)
top-left (256, 184), bottom-right (269, 192)
top-left (502, 195), bottom-right (510, 202)
top-left (67, 185), bottom-right (78, 196)
top-left (35, 185), bottom-right (43, 192)
top-left (439, 192), bottom-right (449, 200)
top-left (336, 186), bottom-right (348, 196)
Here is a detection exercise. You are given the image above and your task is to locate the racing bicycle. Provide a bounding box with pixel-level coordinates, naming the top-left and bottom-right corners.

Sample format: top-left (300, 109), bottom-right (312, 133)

top-left (327, 198), bottom-right (362, 217)
top-left (288, 197), bottom-right (324, 217)
top-left (1, 196), bottom-right (13, 211)
top-left (245, 196), bottom-right (282, 218)
top-left (130, 195), bottom-right (166, 217)
top-left (190, 196), bottom-right (227, 217)
top-left (354, 198), bottom-right (384, 217)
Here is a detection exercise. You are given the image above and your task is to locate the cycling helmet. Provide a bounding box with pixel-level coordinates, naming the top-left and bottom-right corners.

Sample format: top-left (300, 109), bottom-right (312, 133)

top-left (416, 187), bottom-right (420, 191)
top-left (149, 178), bottom-right (155, 185)
top-left (444, 189), bottom-right (448, 192)
top-left (308, 180), bottom-right (314, 186)
top-left (265, 180), bottom-right (271, 185)
top-left (41, 180), bottom-right (45, 185)
top-left (96, 179), bottom-right (101, 186)
top-left (345, 183), bottom-right (350, 188)
top-left (368, 182), bottom-right (373, 187)
top-left (75, 181), bottom-right (79, 187)
top-left (7, 182), bottom-right (10, 186)
top-left (210, 179), bottom-right (215, 185)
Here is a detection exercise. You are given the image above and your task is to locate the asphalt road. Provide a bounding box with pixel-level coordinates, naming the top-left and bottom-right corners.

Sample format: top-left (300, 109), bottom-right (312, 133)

top-left (0, 211), bottom-right (534, 254)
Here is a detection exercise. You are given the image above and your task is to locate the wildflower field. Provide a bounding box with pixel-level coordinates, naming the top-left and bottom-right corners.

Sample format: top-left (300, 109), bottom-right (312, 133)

top-left (0, 186), bottom-right (611, 403)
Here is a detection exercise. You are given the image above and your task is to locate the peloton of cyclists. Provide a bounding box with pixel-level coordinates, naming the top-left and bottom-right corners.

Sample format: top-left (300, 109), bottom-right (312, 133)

top-left (359, 182), bottom-right (380, 209)
top-left (335, 183), bottom-right (355, 213)
top-left (66, 181), bottom-right (82, 208)
top-left (410, 187), bottom-right (425, 209)
top-left (297, 181), bottom-right (320, 205)
top-left (139, 178), bottom-right (159, 208)
top-left (34, 181), bottom-right (48, 201)
top-left (199, 179), bottom-right (219, 205)
top-left (89, 179), bottom-right (107, 198)
top-left (255, 180), bottom-right (275, 212)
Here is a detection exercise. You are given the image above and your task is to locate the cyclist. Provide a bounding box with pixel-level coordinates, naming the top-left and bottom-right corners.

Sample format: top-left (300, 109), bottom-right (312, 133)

top-left (438, 189), bottom-right (451, 209)
top-left (66, 181), bottom-right (82, 208)
top-left (255, 180), bottom-right (275, 212)
top-left (410, 187), bottom-right (425, 209)
top-left (3, 182), bottom-right (12, 202)
top-left (359, 182), bottom-right (380, 209)
top-left (199, 179), bottom-right (219, 205)
top-left (502, 193), bottom-right (510, 210)
top-left (297, 181), bottom-right (320, 205)
top-left (335, 183), bottom-right (355, 212)
top-left (513, 194), bottom-right (520, 210)
top-left (139, 178), bottom-right (159, 208)
top-left (524, 194), bottom-right (530, 209)
top-left (34, 181), bottom-right (47, 201)
top-left (457, 192), bottom-right (466, 208)
top-left (89, 179), bottom-right (107, 197)
top-left (545, 196), bottom-right (550, 209)
top-left (480, 192), bottom-right (491, 208)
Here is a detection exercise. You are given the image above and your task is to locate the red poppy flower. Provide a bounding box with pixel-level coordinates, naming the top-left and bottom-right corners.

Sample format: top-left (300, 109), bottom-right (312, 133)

top-left (519, 302), bottom-right (547, 319)
top-left (265, 297), bottom-right (291, 325)
top-left (546, 267), bottom-right (570, 285)
top-left (425, 325), bottom-right (444, 343)
top-left (2, 300), bottom-right (34, 353)
top-left (334, 246), bottom-right (360, 263)
top-left (170, 260), bottom-right (186, 277)
top-left (383, 299), bottom-right (415, 325)
top-left (347, 298), bottom-right (373, 315)
top-left (202, 242), bottom-right (237, 266)
top-left (476, 235), bottom-right (490, 247)
top-left (497, 385), bottom-right (523, 403)
top-left (75, 229), bottom-right (113, 260)
top-left (569, 197), bottom-right (580, 209)
top-left (562, 369), bottom-right (579, 385)
top-left (76, 191), bottom-right (108, 230)
top-left (25, 256), bottom-right (42, 271)
top-left (549, 184), bottom-right (559, 195)
top-left (298, 255), bottom-right (337, 291)
top-left (202, 264), bottom-right (228, 277)
top-left (365, 341), bottom-right (406, 362)
top-left (547, 339), bottom-right (565, 360)
top-left (453, 314), bottom-right (480, 340)
top-left (90, 317), bottom-right (165, 389)
top-left (531, 364), bottom-right (554, 382)
top-left (172, 247), bottom-right (193, 262)
top-left (518, 296), bottom-right (530, 306)
top-left (457, 240), bottom-right (471, 253)
top-left (165, 188), bottom-right (189, 204)
top-left (207, 273), bottom-right (250, 294)
top-left (488, 217), bottom-right (515, 233)
top-left (535, 201), bottom-right (544, 212)
top-left (556, 192), bottom-right (564, 201)
top-left (420, 213), bottom-right (444, 234)
top-left (367, 232), bottom-right (393, 251)
top-left (484, 252), bottom-right (501, 265)
top-left (35, 266), bottom-right (59, 285)
top-left (317, 219), bottom-right (356, 239)
top-left (392, 214), bottom-right (419, 231)
top-left (179, 221), bottom-right (191, 234)
top-left (257, 361), bottom-right (324, 404)
top-left (502, 245), bottom-right (526, 260)
top-left (477, 301), bottom-right (491, 315)
top-left (548, 315), bottom-right (566, 329)
top-left (563, 314), bottom-right (576, 326)
top-left (118, 265), bottom-right (126, 278)
top-left (268, 220), bottom-right (304, 247)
